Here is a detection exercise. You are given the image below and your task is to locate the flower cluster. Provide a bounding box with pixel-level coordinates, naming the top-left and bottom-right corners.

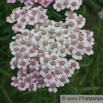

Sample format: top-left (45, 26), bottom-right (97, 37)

top-left (7, 0), bottom-right (94, 93)
top-left (65, 10), bottom-right (86, 29)
top-left (7, 0), bottom-right (16, 3)
top-left (98, 9), bottom-right (103, 19)
top-left (7, 0), bottom-right (82, 9)
top-left (7, 4), bottom-right (48, 33)
top-left (11, 58), bottom-right (78, 92)
top-left (7, 0), bottom-right (54, 7)
top-left (53, 0), bottom-right (82, 12)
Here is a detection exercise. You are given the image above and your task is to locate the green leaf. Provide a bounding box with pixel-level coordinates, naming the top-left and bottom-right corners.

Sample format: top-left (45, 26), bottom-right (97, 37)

top-left (79, 87), bottom-right (102, 92)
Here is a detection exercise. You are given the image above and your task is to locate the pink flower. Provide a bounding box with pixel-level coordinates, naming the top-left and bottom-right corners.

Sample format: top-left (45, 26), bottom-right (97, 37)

top-left (37, 77), bottom-right (46, 88)
top-left (29, 59), bottom-right (39, 70)
top-left (7, 0), bottom-right (16, 3)
top-left (11, 76), bottom-right (19, 87)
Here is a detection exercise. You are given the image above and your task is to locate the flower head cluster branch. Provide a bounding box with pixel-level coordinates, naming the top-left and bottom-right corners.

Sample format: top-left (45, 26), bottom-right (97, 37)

top-left (53, 0), bottom-right (82, 11)
top-left (7, 4), bottom-right (48, 33)
top-left (98, 9), bottom-right (103, 19)
top-left (7, 0), bottom-right (94, 93)
top-left (7, 0), bottom-right (82, 9)
top-left (7, 0), bottom-right (54, 7)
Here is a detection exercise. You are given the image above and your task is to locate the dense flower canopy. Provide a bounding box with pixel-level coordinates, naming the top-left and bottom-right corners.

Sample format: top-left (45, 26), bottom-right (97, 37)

top-left (7, 0), bottom-right (94, 92)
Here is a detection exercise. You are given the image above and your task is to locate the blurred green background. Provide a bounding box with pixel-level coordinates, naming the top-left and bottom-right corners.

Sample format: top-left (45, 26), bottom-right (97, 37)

top-left (0, 0), bottom-right (103, 103)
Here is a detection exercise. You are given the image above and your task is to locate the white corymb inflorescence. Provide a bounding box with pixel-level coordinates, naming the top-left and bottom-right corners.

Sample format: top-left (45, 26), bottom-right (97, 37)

top-left (7, 0), bottom-right (94, 93)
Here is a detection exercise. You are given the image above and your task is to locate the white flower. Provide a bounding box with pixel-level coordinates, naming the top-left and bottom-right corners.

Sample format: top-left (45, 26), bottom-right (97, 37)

top-left (65, 19), bottom-right (78, 30)
top-left (72, 49), bottom-right (84, 60)
top-left (70, 0), bottom-right (81, 11)
top-left (26, 15), bottom-right (38, 25)
top-left (53, 0), bottom-right (63, 12)
top-left (69, 59), bottom-right (80, 70)
top-left (10, 57), bottom-right (18, 70)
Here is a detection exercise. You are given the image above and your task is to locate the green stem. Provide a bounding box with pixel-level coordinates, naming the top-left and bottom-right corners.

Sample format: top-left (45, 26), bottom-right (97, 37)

top-left (0, 86), bottom-right (13, 103)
